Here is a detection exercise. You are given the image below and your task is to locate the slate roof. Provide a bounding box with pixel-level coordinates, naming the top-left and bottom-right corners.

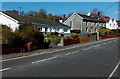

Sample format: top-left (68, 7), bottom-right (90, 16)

top-left (3, 12), bottom-right (69, 27)
top-left (77, 13), bottom-right (106, 23)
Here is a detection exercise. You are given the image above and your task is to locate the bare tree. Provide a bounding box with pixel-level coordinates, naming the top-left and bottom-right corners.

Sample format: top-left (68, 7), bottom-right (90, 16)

top-left (91, 8), bottom-right (104, 15)
top-left (26, 11), bottom-right (37, 16)
top-left (36, 9), bottom-right (47, 18)
top-left (79, 11), bottom-right (88, 15)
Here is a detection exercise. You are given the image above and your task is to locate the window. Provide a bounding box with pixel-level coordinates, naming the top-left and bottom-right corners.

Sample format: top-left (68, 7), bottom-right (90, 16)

top-left (110, 23), bottom-right (111, 26)
top-left (44, 28), bottom-right (48, 34)
top-left (86, 22), bottom-right (88, 25)
top-left (64, 29), bottom-right (68, 32)
top-left (70, 21), bottom-right (72, 27)
top-left (86, 28), bottom-right (88, 33)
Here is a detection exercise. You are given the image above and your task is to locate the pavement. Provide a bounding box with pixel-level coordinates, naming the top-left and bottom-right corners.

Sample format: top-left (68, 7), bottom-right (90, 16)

top-left (0, 37), bottom-right (120, 78)
top-left (1, 39), bottom-right (97, 60)
top-left (0, 38), bottom-right (116, 60)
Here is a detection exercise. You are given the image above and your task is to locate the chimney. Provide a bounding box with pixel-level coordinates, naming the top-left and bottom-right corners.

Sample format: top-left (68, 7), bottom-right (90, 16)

top-left (62, 14), bottom-right (66, 22)
top-left (63, 14), bottom-right (66, 19)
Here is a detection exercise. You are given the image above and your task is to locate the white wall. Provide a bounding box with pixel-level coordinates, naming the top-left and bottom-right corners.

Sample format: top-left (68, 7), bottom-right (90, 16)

top-left (106, 19), bottom-right (118, 29)
top-left (0, 12), bottom-right (19, 31)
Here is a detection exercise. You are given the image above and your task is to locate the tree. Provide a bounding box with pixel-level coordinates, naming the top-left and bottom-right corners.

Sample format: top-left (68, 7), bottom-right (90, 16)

top-left (36, 9), bottom-right (47, 18)
top-left (47, 13), bottom-right (54, 20)
top-left (79, 11), bottom-right (88, 15)
top-left (2, 25), bottom-right (13, 44)
top-left (7, 23), bottom-right (45, 51)
top-left (91, 8), bottom-right (104, 15)
top-left (26, 11), bottom-right (37, 17)
top-left (18, 23), bottom-right (32, 32)
top-left (53, 15), bottom-right (62, 21)
top-left (98, 28), bottom-right (110, 35)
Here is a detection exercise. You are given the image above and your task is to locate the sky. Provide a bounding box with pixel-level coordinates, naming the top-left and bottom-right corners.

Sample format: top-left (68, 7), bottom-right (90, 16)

top-left (1, 0), bottom-right (119, 2)
top-left (1, 2), bottom-right (119, 19)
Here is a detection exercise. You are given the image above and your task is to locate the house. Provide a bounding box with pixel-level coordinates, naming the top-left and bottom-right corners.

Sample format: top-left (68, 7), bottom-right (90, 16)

top-left (117, 20), bottom-right (120, 29)
top-left (89, 13), bottom-right (118, 30)
top-left (63, 13), bottom-right (106, 34)
top-left (105, 18), bottom-right (118, 29)
top-left (0, 11), bottom-right (70, 34)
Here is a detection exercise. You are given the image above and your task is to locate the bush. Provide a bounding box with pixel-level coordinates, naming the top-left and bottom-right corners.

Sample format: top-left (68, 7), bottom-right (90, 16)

top-left (2, 23), bottom-right (45, 49)
top-left (2, 25), bottom-right (13, 44)
top-left (71, 34), bottom-right (79, 38)
top-left (110, 29), bottom-right (120, 34)
top-left (99, 28), bottom-right (110, 36)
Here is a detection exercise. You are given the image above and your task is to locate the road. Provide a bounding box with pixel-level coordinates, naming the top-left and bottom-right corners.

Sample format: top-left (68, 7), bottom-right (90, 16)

top-left (0, 38), bottom-right (120, 78)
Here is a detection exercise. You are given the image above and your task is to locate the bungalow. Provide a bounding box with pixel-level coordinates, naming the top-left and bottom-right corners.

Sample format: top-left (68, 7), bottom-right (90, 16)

top-left (0, 11), bottom-right (70, 34)
top-left (63, 13), bottom-right (106, 34)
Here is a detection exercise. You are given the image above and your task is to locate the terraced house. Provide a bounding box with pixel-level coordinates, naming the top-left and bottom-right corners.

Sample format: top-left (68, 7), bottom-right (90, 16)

top-left (63, 13), bottom-right (106, 34)
top-left (0, 11), bottom-right (70, 34)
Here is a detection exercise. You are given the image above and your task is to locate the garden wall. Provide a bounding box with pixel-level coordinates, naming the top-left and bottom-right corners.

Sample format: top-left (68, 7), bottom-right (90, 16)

top-left (64, 37), bottom-right (91, 46)
top-left (2, 42), bottom-right (49, 55)
top-left (99, 34), bottom-right (120, 39)
top-left (2, 44), bottom-right (21, 54)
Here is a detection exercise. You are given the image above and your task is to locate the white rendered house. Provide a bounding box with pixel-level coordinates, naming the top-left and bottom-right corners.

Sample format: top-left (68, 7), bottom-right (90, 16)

top-left (0, 11), bottom-right (70, 34)
top-left (106, 18), bottom-right (118, 29)
top-left (0, 11), bottom-right (19, 31)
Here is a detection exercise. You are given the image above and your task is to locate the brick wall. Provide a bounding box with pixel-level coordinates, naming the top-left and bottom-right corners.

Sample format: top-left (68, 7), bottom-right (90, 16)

top-left (100, 34), bottom-right (120, 39)
top-left (2, 44), bottom-right (21, 54)
top-left (64, 37), bottom-right (91, 46)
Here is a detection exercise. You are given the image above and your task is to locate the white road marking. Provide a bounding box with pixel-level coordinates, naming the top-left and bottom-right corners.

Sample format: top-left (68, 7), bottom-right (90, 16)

top-left (66, 53), bottom-right (72, 56)
top-left (83, 47), bottom-right (92, 50)
top-left (32, 56), bottom-right (58, 64)
top-left (47, 56), bottom-right (58, 60)
top-left (92, 45), bottom-right (100, 48)
top-left (32, 59), bottom-right (47, 63)
top-left (104, 43), bottom-right (107, 44)
top-left (107, 60), bottom-right (120, 79)
top-left (71, 51), bottom-right (79, 54)
top-left (108, 41), bottom-right (112, 43)
top-left (0, 68), bottom-right (11, 72)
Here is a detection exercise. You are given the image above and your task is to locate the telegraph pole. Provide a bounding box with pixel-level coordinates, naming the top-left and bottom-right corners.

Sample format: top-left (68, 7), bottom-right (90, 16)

top-left (97, 11), bottom-right (101, 40)
top-left (18, 7), bottom-right (21, 15)
top-left (0, 0), bottom-right (2, 11)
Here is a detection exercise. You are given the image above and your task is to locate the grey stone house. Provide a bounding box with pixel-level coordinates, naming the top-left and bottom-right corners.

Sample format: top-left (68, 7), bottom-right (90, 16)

top-left (63, 13), bottom-right (106, 34)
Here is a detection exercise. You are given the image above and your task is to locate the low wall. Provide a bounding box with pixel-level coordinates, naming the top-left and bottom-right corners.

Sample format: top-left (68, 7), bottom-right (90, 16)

top-left (26, 42), bottom-right (49, 52)
top-left (64, 37), bottom-right (91, 46)
top-left (100, 34), bottom-right (120, 39)
top-left (64, 38), bottom-right (80, 46)
top-left (2, 44), bottom-right (21, 54)
top-left (2, 42), bottom-right (49, 55)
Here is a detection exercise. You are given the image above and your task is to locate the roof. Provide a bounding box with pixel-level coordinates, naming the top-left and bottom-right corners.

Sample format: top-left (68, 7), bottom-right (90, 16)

top-left (77, 13), bottom-right (106, 23)
top-left (3, 12), bottom-right (69, 27)
top-left (117, 20), bottom-right (120, 27)
top-left (89, 13), bottom-right (111, 23)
